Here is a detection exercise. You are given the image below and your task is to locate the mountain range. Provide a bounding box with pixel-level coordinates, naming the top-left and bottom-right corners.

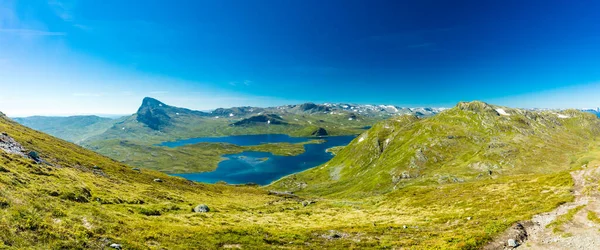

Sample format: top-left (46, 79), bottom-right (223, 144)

top-left (13, 97), bottom-right (445, 144)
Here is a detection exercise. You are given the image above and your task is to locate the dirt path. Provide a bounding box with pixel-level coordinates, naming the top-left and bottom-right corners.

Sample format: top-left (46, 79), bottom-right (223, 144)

top-left (486, 166), bottom-right (600, 249)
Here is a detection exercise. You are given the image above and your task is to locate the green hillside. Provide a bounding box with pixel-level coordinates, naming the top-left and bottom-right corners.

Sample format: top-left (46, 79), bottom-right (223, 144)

top-left (271, 101), bottom-right (600, 196)
top-left (2, 101), bottom-right (599, 249)
top-left (12, 116), bottom-right (120, 144)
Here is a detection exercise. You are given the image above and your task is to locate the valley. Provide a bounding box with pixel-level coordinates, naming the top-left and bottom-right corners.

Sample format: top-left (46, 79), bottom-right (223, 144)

top-left (14, 97), bottom-right (442, 175)
top-left (3, 101), bottom-right (600, 248)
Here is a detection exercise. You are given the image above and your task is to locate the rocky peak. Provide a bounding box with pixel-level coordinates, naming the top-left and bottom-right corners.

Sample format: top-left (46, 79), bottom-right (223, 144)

top-left (136, 97), bottom-right (171, 130)
top-left (455, 101), bottom-right (500, 116)
top-left (140, 97), bottom-right (167, 109)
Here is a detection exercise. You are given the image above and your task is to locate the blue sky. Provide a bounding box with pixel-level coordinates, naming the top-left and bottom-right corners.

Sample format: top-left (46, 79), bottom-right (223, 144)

top-left (1, 0), bottom-right (600, 116)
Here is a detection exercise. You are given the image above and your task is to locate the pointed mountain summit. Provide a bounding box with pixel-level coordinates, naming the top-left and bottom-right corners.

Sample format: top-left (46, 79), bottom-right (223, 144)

top-left (135, 97), bottom-right (208, 130)
top-left (139, 97), bottom-right (167, 109)
top-left (136, 97), bottom-right (173, 130)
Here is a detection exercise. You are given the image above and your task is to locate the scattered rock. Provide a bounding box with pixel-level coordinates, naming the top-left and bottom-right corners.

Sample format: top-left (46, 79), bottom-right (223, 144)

top-left (507, 238), bottom-right (518, 247)
top-left (301, 200), bottom-right (312, 207)
top-left (268, 190), bottom-right (298, 198)
top-left (401, 171), bottom-right (411, 179)
top-left (483, 221), bottom-right (529, 250)
top-left (92, 165), bottom-right (101, 170)
top-left (132, 168), bottom-right (141, 172)
top-left (153, 178), bottom-right (163, 183)
top-left (467, 217), bottom-right (472, 220)
top-left (92, 168), bottom-right (109, 178)
top-left (109, 243), bottom-right (122, 249)
top-left (321, 230), bottom-right (347, 240)
top-left (192, 204), bottom-right (210, 213)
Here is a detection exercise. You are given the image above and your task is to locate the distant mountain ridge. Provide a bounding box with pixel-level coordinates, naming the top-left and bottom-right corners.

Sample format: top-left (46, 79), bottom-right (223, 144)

top-left (11, 115), bottom-right (122, 143)
top-left (581, 108), bottom-right (600, 117)
top-left (79, 97), bottom-right (446, 144)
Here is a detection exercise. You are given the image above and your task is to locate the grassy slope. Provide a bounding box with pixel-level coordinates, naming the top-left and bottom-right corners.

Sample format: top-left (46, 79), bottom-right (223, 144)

top-left (1, 101), bottom-right (596, 249)
top-left (271, 102), bottom-right (600, 197)
top-left (12, 116), bottom-right (120, 143)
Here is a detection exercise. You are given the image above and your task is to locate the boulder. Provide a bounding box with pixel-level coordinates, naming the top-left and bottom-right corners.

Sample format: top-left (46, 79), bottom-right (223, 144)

top-left (153, 178), bottom-right (163, 183)
top-left (507, 238), bottom-right (518, 247)
top-left (109, 243), bottom-right (122, 249)
top-left (192, 204), bottom-right (210, 213)
top-left (28, 151), bottom-right (40, 162)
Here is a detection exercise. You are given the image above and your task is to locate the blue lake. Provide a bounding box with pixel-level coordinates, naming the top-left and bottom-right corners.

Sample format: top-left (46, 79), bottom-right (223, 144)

top-left (167, 134), bottom-right (356, 185)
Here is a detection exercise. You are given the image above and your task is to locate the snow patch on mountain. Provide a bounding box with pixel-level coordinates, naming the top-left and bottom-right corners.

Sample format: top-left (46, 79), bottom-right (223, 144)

top-left (495, 108), bottom-right (510, 116)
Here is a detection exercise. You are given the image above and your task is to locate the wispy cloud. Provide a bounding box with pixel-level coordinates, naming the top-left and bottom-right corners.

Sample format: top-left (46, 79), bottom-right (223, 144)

top-left (73, 24), bottom-right (92, 31)
top-left (0, 28), bottom-right (66, 36)
top-left (243, 80), bottom-right (252, 86)
top-left (48, 0), bottom-right (93, 32)
top-left (0, 3), bottom-right (66, 37)
top-left (48, 0), bottom-right (74, 22)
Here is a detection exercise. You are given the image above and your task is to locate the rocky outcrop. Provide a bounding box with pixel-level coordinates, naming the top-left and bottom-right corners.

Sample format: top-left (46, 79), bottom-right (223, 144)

top-left (0, 132), bottom-right (26, 157)
top-left (311, 127), bottom-right (328, 136)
